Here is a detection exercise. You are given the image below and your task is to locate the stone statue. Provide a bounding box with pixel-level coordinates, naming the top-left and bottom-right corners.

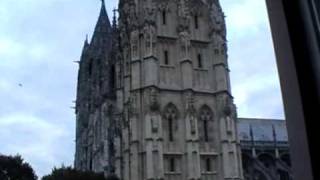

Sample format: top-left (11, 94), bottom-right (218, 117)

top-left (179, 31), bottom-right (191, 59)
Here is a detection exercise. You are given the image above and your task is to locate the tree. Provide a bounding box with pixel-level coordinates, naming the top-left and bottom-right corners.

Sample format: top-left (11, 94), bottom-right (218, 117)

top-left (0, 154), bottom-right (37, 180)
top-left (42, 166), bottom-right (112, 180)
top-left (105, 174), bottom-right (120, 180)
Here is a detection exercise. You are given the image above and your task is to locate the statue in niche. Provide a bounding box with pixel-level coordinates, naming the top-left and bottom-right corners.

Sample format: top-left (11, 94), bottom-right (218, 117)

top-left (223, 97), bottom-right (233, 133)
top-left (186, 91), bottom-right (197, 134)
top-left (144, 25), bottom-right (156, 57)
top-left (179, 31), bottom-right (191, 59)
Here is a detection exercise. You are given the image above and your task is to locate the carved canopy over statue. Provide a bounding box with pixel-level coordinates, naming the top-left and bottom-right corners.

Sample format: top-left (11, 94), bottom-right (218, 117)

top-left (177, 0), bottom-right (191, 32)
top-left (143, 0), bottom-right (157, 25)
top-left (130, 30), bottom-right (139, 59)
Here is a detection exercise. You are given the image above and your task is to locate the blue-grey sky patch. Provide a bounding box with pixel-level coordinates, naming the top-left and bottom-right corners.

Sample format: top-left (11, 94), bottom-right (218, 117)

top-left (0, 0), bottom-right (284, 178)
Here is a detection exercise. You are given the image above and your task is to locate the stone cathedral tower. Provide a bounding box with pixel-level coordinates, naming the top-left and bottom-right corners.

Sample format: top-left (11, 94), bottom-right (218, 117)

top-left (75, 0), bottom-right (243, 180)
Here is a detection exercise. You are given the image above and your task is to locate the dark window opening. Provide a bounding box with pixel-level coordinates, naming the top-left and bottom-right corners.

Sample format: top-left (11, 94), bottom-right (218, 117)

top-left (88, 59), bottom-right (93, 76)
top-left (195, 15), bottom-right (199, 29)
top-left (204, 120), bottom-right (208, 142)
top-left (162, 10), bottom-right (167, 25)
top-left (89, 157), bottom-right (93, 171)
top-left (164, 50), bottom-right (169, 65)
top-left (198, 54), bottom-right (203, 68)
top-left (169, 117), bottom-right (173, 141)
top-left (111, 65), bottom-right (115, 90)
top-left (206, 158), bottom-right (211, 172)
top-left (169, 158), bottom-right (175, 172)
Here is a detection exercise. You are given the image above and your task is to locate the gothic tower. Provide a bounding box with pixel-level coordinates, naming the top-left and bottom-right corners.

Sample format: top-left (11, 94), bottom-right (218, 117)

top-left (75, 0), bottom-right (243, 179)
top-left (114, 0), bottom-right (243, 180)
top-left (74, 0), bottom-right (117, 173)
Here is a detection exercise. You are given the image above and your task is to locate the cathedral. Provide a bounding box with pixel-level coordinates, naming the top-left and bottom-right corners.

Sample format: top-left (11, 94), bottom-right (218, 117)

top-left (74, 1), bottom-right (292, 180)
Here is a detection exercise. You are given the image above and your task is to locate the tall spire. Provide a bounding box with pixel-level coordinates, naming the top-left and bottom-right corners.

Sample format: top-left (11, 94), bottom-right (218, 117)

top-left (100, 0), bottom-right (107, 17)
top-left (94, 0), bottom-right (111, 32)
top-left (91, 0), bottom-right (112, 49)
top-left (112, 8), bottom-right (117, 29)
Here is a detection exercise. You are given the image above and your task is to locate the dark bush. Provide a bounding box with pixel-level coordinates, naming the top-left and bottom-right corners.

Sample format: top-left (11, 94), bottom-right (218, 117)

top-left (42, 166), bottom-right (119, 180)
top-left (0, 154), bottom-right (37, 180)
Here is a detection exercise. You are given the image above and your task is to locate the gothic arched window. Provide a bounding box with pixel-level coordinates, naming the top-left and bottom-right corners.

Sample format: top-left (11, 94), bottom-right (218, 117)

top-left (163, 103), bottom-right (179, 142)
top-left (199, 105), bottom-right (213, 142)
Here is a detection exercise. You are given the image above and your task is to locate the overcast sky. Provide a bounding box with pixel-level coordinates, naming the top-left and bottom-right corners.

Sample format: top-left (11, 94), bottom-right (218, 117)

top-left (0, 0), bottom-right (284, 178)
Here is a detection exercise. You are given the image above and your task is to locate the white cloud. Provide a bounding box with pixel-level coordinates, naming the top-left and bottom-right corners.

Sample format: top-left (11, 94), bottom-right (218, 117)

top-left (0, 113), bottom-right (74, 177)
top-left (221, 0), bottom-right (285, 119)
top-left (222, 0), bottom-right (270, 38)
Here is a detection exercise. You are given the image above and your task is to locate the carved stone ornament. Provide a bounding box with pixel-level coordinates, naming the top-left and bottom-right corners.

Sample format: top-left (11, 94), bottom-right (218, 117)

top-left (143, 24), bottom-right (157, 56)
top-left (185, 91), bottom-right (196, 113)
top-left (143, 2), bottom-right (157, 25)
top-left (200, 107), bottom-right (212, 121)
top-left (128, 93), bottom-right (138, 115)
top-left (124, 2), bottom-right (138, 29)
top-left (223, 97), bottom-right (233, 117)
top-left (130, 30), bottom-right (139, 59)
top-left (158, 0), bottom-right (170, 12)
top-left (209, 2), bottom-right (226, 37)
top-left (177, 0), bottom-right (191, 32)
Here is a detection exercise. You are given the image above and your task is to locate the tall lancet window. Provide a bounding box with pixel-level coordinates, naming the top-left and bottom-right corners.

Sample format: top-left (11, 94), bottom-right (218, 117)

top-left (194, 15), bottom-right (199, 29)
top-left (198, 53), bottom-right (203, 68)
top-left (199, 105), bottom-right (213, 142)
top-left (162, 10), bottom-right (167, 25)
top-left (164, 50), bottom-right (169, 65)
top-left (163, 103), bottom-right (179, 142)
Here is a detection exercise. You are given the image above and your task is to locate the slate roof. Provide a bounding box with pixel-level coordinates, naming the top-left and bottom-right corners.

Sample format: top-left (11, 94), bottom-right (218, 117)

top-left (237, 118), bottom-right (288, 142)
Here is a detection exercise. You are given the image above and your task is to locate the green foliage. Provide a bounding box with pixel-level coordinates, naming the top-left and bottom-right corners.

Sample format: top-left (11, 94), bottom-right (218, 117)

top-left (41, 166), bottom-right (115, 180)
top-left (0, 154), bottom-right (37, 180)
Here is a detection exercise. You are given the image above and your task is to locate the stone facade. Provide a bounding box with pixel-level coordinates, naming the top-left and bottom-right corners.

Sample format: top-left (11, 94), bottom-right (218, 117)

top-left (74, 1), bottom-right (293, 180)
